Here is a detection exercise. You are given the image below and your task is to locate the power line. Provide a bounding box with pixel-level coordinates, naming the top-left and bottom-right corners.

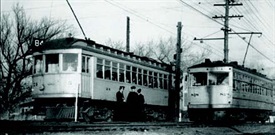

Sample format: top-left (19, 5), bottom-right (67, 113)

top-left (105, 0), bottom-right (176, 35)
top-left (105, 0), bottom-right (226, 59)
top-left (177, 0), bottom-right (275, 65)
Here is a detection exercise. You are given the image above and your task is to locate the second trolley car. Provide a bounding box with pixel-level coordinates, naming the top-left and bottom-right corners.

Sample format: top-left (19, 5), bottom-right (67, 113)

top-left (187, 59), bottom-right (274, 122)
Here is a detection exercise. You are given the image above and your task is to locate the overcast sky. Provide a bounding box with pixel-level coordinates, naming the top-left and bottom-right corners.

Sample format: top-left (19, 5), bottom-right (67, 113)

top-left (1, 0), bottom-right (274, 76)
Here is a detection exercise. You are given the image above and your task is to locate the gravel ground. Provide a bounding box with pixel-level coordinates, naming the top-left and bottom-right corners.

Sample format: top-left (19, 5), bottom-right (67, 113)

top-left (40, 124), bottom-right (275, 135)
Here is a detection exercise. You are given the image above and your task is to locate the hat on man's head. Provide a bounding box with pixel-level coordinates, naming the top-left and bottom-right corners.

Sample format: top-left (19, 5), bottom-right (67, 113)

top-left (119, 86), bottom-right (125, 90)
top-left (137, 89), bottom-right (141, 93)
top-left (131, 86), bottom-right (136, 89)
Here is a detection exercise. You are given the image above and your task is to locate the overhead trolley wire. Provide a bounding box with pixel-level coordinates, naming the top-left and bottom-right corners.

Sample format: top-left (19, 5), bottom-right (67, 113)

top-left (104, 0), bottom-right (176, 35)
top-left (177, 0), bottom-right (275, 65)
top-left (104, 0), bottom-right (225, 59)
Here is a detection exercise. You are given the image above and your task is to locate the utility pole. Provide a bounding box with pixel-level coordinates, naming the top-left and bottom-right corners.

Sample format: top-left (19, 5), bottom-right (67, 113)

top-left (126, 16), bottom-right (130, 52)
top-left (213, 0), bottom-right (243, 63)
top-left (224, 0), bottom-right (229, 63)
top-left (175, 22), bottom-right (182, 121)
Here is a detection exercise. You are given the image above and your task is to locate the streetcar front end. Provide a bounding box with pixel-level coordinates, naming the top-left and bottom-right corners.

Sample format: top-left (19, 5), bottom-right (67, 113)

top-left (187, 64), bottom-right (233, 121)
top-left (32, 49), bottom-right (82, 99)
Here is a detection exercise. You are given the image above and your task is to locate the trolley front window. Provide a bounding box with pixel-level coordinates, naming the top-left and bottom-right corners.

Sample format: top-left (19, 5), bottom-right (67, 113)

top-left (208, 72), bottom-right (229, 85)
top-left (191, 72), bottom-right (207, 86)
top-left (63, 53), bottom-right (78, 72)
top-left (46, 54), bottom-right (59, 73)
top-left (34, 55), bottom-right (43, 74)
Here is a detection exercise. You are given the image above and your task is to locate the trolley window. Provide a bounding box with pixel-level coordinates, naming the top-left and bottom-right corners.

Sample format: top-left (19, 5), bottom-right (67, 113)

top-left (138, 68), bottom-right (142, 85)
top-left (208, 72), bottom-right (229, 85)
top-left (82, 56), bottom-right (90, 73)
top-left (46, 54), bottom-right (59, 73)
top-left (112, 62), bottom-right (118, 81)
top-left (119, 63), bottom-right (125, 82)
top-left (132, 67), bottom-right (137, 84)
top-left (154, 72), bottom-right (158, 88)
top-left (105, 60), bottom-right (111, 80)
top-left (82, 56), bottom-right (86, 72)
top-left (191, 72), bottom-right (207, 86)
top-left (63, 53), bottom-right (78, 72)
top-left (87, 57), bottom-right (90, 73)
top-left (126, 65), bottom-right (131, 83)
top-left (143, 70), bottom-right (148, 86)
top-left (96, 58), bottom-right (103, 78)
top-left (149, 71), bottom-right (153, 88)
top-left (34, 55), bottom-right (43, 74)
top-left (159, 74), bottom-right (163, 89)
top-left (164, 74), bottom-right (168, 89)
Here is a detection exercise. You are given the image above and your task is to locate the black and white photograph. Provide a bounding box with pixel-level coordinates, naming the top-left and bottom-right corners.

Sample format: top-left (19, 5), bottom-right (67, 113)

top-left (0, 0), bottom-right (274, 134)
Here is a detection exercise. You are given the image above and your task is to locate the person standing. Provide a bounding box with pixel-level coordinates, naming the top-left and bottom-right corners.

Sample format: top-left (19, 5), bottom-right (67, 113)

top-left (126, 86), bottom-right (138, 121)
top-left (137, 89), bottom-right (145, 121)
top-left (116, 86), bottom-right (125, 102)
top-left (126, 86), bottom-right (138, 104)
top-left (115, 86), bottom-right (125, 120)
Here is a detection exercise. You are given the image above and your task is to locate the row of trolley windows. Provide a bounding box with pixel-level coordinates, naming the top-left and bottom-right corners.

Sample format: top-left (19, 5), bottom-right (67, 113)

top-left (34, 53), bottom-right (78, 73)
top-left (96, 58), bottom-right (169, 89)
top-left (233, 80), bottom-right (273, 96)
top-left (233, 72), bottom-right (273, 89)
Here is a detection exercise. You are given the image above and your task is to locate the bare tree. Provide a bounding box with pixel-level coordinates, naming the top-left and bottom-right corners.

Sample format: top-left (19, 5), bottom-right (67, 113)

top-left (104, 36), bottom-right (211, 73)
top-left (134, 40), bottom-right (156, 58)
top-left (247, 62), bottom-right (275, 79)
top-left (133, 37), bottom-right (211, 72)
top-left (105, 38), bottom-right (125, 51)
top-left (0, 4), bottom-right (72, 119)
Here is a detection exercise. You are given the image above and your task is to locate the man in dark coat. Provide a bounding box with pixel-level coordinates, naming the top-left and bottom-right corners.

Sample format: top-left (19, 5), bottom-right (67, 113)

top-left (126, 86), bottom-right (138, 121)
top-left (116, 86), bottom-right (125, 102)
top-left (126, 86), bottom-right (138, 104)
top-left (115, 86), bottom-right (125, 120)
top-left (137, 89), bottom-right (145, 121)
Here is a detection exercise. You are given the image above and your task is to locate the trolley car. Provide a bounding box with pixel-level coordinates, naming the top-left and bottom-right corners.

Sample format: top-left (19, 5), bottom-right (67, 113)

top-left (31, 37), bottom-right (174, 121)
top-left (187, 59), bottom-right (274, 122)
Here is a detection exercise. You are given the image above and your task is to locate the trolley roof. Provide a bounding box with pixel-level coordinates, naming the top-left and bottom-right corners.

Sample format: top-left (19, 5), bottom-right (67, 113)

top-left (34, 37), bottom-right (170, 70)
top-left (189, 59), bottom-right (270, 80)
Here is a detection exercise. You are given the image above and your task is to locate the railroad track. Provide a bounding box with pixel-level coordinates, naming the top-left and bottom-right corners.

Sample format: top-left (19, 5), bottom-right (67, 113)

top-left (0, 121), bottom-right (192, 133)
top-left (0, 120), bottom-right (273, 134)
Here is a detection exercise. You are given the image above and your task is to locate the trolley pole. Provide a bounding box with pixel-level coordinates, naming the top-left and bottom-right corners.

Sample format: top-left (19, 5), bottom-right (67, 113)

top-left (66, 0), bottom-right (87, 40)
top-left (175, 22), bottom-right (182, 121)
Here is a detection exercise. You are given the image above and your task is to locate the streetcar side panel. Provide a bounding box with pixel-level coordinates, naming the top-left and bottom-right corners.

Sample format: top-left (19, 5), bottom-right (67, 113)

top-left (232, 68), bottom-right (274, 111)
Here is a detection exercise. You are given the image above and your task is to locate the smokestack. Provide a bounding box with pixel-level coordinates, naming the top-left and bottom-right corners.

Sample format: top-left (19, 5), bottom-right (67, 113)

top-left (126, 16), bottom-right (130, 52)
